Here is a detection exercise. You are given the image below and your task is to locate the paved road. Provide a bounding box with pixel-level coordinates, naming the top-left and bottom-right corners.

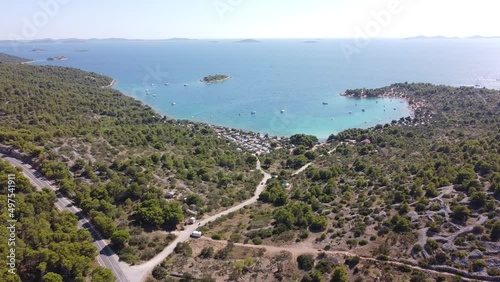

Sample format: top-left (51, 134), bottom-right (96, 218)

top-left (120, 159), bottom-right (272, 282)
top-left (0, 154), bottom-right (129, 282)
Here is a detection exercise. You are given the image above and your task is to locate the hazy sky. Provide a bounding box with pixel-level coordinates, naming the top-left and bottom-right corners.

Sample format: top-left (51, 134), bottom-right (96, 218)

top-left (2, 0), bottom-right (499, 40)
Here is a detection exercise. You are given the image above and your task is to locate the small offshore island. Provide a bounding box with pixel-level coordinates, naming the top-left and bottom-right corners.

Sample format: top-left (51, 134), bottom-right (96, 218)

top-left (200, 74), bottom-right (231, 83)
top-left (47, 56), bottom-right (68, 61)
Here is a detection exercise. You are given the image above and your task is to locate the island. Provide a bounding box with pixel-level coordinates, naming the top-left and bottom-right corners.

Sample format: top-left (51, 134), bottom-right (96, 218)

top-left (302, 40), bottom-right (319, 43)
top-left (73, 49), bottom-right (89, 52)
top-left (30, 48), bottom-right (45, 52)
top-left (166, 37), bottom-right (194, 41)
top-left (200, 74), bottom-right (231, 83)
top-left (47, 56), bottom-right (68, 61)
top-left (235, 39), bottom-right (260, 43)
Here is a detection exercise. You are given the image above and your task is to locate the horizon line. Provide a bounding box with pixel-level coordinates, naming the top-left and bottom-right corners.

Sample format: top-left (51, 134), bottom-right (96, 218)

top-left (2, 35), bottom-right (500, 42)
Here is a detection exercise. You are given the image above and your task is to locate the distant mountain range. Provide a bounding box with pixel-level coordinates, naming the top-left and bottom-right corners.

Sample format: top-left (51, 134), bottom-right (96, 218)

top-left (1, 36), bottom-right (499, 44)
top-left (0, 37), bottom-right (199, 44)
top-left (405, 35), bottom-right (500, 40)
top-left (235, 39), bottom-right (260, 43)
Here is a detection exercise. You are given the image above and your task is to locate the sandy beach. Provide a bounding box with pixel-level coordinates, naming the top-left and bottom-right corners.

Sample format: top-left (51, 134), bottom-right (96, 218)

top-left (102, 79), bottom-right (116, 89)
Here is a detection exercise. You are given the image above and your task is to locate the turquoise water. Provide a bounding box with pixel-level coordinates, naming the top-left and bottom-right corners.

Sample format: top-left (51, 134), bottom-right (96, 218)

top-left (3, 39), bottom-right (500, 139)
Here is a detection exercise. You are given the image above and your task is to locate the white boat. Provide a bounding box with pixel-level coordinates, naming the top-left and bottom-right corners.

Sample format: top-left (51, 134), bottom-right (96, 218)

top-left (152, 93), bottom-right (156, 97)
top-left (184, 83), bottom-right (188, 87)
top-left (171, 102), bottom-right (176, 105)
top-left (280, 109), bottom-right (285, 113)
top-left (251, 111), bottom-right (256, 115)
top-left (165, 83), bottom-right (170, 86)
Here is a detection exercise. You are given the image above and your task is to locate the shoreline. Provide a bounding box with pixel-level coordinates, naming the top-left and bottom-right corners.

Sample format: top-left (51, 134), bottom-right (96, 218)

top-left (340, 88), bottom-right (418, 119)
top-left (102, 79), bottom-right (116, 89)
top-left (117, 81), bottom-right (424, 147)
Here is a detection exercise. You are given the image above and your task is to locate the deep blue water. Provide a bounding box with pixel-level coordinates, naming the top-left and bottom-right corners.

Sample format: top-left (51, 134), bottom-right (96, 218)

top-left (3, 39), bottom-right (500, 139)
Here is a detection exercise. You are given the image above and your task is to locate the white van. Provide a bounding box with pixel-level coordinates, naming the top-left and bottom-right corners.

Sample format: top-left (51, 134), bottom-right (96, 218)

top-left (190, 231), bottom-right (202, 238)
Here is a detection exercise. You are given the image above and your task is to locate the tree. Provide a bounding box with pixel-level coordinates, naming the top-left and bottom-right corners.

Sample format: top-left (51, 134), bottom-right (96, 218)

top-left (290, 134), bottom-right (319, 149)
top-left (136, 199), bottom-right (164, 227)
top-left (393, 215), bottom-right (412, 233)
top-left (186, 193), bottom-right (204, 206)
top-left (302, 270), bottom-right (324, 282)
top-left (274, 208), bottom-right (294, 229)
top-left (42, 272), bottom-right (63, 282)
top-left (424, 239), bottom-right (439, 254)
top-left (491, 221), bottom-right (500, 242)
top-left (111, 230), bottom-right (130, 248)
top-left (470, 191), bottom-right (487, 209)
top-left (454, 167), bottom-right (476, 185)
top-left (297, 254), bottom-right (315, 271)
top-left (451, 204), bottom-right (470, 223)
top-left (309, 216), bottom-right (328, 232)
top-left (91, 267), bottom-right (115, 282)
top-left (90, 211), bottom-right (117, 238)
top-left (152, 265), bottom-right (167, 280)
top-left (163, 201), bottom-right (184, 229)
top-left (331, 265), bottom-right (348, 282)
top-left (199, 247), bottom-right (215, 259)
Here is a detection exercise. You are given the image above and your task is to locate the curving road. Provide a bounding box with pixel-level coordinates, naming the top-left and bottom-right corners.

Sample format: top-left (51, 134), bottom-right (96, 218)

top-left (0, 154), bottom-right (129, 282)
top-left (120, 158), bottom-right (271, 281)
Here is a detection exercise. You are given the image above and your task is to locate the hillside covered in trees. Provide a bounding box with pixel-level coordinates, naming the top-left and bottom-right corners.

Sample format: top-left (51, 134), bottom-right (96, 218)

top-left (0, 63), bottom-right (260, 264)
top-left (191, 83), bottom-right (500, 281)
top-left (0, 159), bottom-right (114, 282)
top-left (0, 52), bottom-right (31, 64)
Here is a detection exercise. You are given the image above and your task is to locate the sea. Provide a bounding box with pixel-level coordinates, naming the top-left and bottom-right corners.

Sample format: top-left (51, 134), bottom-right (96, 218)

top-left (3, 39), bottom-right (500, 140)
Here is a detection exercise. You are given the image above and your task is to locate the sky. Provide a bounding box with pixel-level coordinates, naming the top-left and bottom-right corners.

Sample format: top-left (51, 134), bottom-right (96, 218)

top-left (1, 0), bottom-right (499, 40)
